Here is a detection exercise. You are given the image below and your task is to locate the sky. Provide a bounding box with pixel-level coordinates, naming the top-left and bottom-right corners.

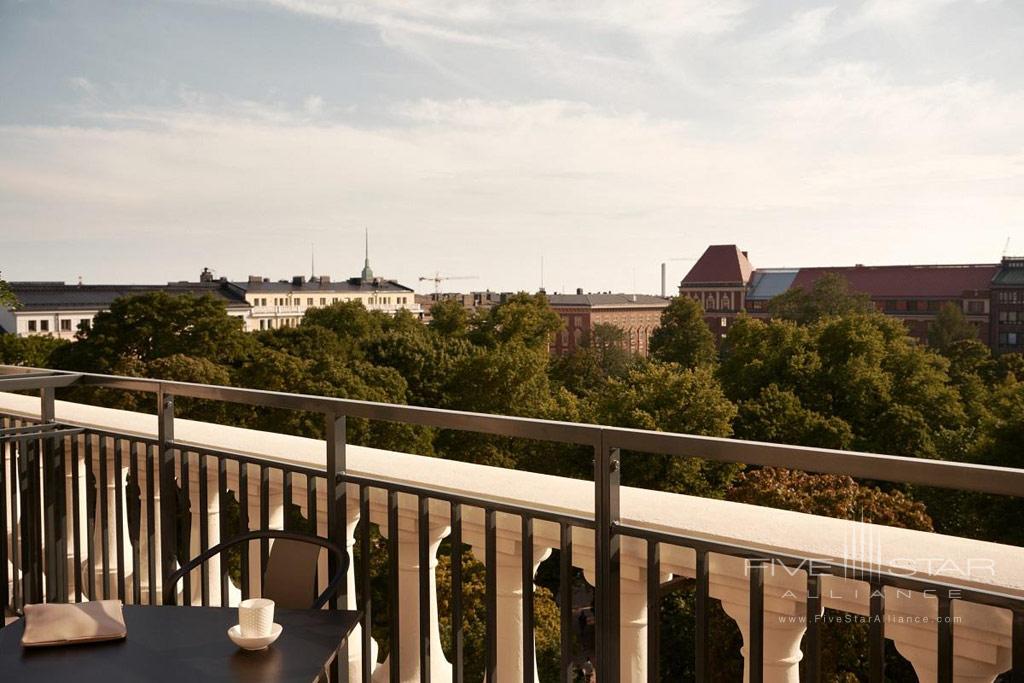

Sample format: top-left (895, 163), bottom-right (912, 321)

top-left (1, 0), bottom-right (1022, 295)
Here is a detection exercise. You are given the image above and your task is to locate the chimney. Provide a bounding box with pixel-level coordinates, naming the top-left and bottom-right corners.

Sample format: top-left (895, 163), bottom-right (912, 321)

top-left (292, 275), bottom-right (304, 286)
top-left (248, 275), bottom-right (262, 284)
top-left (576, 287), bottom-right (584, 295)
top-left (199, 267), bottom-right (214, 283)
top-left (319, 275), bottom-right (331, 285)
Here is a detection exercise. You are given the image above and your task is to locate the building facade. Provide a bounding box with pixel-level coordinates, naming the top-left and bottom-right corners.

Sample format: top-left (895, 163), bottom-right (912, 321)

top-left (1, 260), bottom-right (420, 337)
top-left (992, 257), bottom-right (1024, 354)
top-left (547, 291), bottom-right (669, 356)
top-left (680, 245), bottom-right (1020, 353)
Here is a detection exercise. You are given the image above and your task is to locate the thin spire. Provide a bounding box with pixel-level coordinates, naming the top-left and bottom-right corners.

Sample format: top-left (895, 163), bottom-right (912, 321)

top-left (361, 228), bottom-right (374, 281)
top-left (311, 243), bottom-right (315, 280)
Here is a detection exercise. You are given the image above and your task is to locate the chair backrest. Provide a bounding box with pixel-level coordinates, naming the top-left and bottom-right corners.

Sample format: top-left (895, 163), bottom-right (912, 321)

top-left (262, 538), bottom-right (323, 610)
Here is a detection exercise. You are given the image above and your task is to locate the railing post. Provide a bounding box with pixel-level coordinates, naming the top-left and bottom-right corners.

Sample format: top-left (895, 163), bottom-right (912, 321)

top-left (326, 412), bottom-right (348, 683)
top-left (594, 430), bottom-right (620, 682)
top-left (40, 387), bottom-right (68, 603)
top-left (158, 387), bottom-right (178, 605)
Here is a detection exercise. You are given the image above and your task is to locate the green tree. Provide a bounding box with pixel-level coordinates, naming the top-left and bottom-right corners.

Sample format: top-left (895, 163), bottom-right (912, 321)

top-left (301, 299), bottom-right (385, 354)
top-left (428, 299), bottom-right (470, 337)
top-left (55, 292), bottom-right (251, 371)
top-left (469, 293), bottom-right (563, 350)
top-left (587, 361), bottom-right (740, 495)
top-left (0, 334), bottom-right (67, 367)
top-left (648, 296), bottom-right (717, 369)
top-left (767, 273), bottom-right (874, 324)
top-left (0, 271), bottom-right (16, 309)
top-left (734, 384), bottom-right (853, 449)
top-left (928, 302), bottom-right (977, 352)
top-left (550, 323), bottom-right (631, 396)
top-left (720, 314), bottom-right (964, 458)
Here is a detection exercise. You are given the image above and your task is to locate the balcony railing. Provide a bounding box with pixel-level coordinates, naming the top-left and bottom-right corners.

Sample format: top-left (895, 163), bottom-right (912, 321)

top-left (1, 365), bottom-right (1023, 682)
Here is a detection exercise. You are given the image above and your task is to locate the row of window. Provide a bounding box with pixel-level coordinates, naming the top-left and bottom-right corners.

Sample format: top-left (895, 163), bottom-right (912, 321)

top-left (998, 291), bottom-right (1022, 304)
top-left (999, 332), bottom-right (1020, 347)
top-left (256, 295), bottom-right (411, 307)
top-left (880, 299), bottom-right (986, 314)
top-left (26, 318), bottom-right (89, 333)
top-left (999, 311), bottom-right (1022, 324)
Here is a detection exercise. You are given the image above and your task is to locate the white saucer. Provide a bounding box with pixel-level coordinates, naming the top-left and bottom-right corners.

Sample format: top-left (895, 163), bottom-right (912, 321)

top-left (227, 623), bottom-right (283, 651)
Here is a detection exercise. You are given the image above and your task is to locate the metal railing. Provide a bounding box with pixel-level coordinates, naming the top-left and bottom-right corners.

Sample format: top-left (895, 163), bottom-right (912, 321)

top-left (1, 365), bottom-right (1023, 682)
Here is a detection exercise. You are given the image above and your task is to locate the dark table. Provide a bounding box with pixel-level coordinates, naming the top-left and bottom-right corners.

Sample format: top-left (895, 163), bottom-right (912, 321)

top-left (0, 605), bottom-right (360, 682)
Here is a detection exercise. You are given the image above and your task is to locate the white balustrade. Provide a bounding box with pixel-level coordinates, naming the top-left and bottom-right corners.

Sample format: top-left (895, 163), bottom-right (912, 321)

top-left (3, 390), bottom-right (1024, 683)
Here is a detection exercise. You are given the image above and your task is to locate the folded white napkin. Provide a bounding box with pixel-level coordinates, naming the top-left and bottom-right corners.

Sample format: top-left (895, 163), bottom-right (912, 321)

top-left (21, 600), bottom-right (127, 648)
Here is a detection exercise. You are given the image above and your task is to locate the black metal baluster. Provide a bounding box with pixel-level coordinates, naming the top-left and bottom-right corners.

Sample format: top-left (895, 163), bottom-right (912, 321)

top-left (146, 444), bottom-right (156, 605)
top-left (199, 453), bottom-right (210, 606)
top-left (283, 470), bottom-right (293, 532)
top-left (239, 463), bottom-right (250, 600)
top-left (70, 435), bottom-right (82, 602)
top-left (260, 466), bottom-right (270, 580)
top-left (360, 486), bottom-right (372, 683)
top-left (55, 433), bottom-right (69, 603)
top-left (522, 515), bottom-right (535, 683)
top-left (559, 522), bottom-right (573, 683)
top-left (218, 457), bottom-right (228, 605)
top-left (10, 435), bottom-right (20, 611)
top-left (388, 489), bottom-right (400, 683)
top-left (749, 560), bottom-right (764, 683)
top-left (485, 508), bottom-right (497, 683)
top-left (869, 581), bottom-right (885, 682)
top-left (99, 437), bottom-right (110, 599)
top-left (937, 593), bottom-right (953, 683)
top-left (418, 496), bottom-right (431, 683)
top-left (0, 431), bottom-right (8, 613)
top-left (180, 450), bottom-right (191, 604)
top-left (646, 541), bottom-right (660, 683)
top-left (450, 502), bottom-right (464, 683)
top-left (695, 549), bottom-right (709, 682)
top-left (1013, 609), bottom-right (1024, 683)
top-left (114, 439), bottom-right (126, 602)
top-left (307, 475), bottom-right (318, 602)
top-left (802, 573), bottom-right (821, 683)
top-left (85, 435), bottom-right (96, 601)
top-left (129, 442), bottom-right (141, 605)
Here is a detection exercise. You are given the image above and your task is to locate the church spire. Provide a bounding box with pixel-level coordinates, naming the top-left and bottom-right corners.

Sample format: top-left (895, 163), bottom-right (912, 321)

top-left (361, 228), bottom-right (374, 281)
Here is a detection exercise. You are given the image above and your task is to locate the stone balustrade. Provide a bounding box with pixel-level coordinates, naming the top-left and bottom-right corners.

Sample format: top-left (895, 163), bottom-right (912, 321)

top-left (2, 391), bottom-right (1023, 682)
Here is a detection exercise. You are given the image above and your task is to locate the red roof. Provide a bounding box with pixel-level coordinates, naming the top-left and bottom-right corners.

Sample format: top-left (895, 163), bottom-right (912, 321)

top-left (790, 264), bottom-right (998, 298)
top-left (682, 245), bottom-right (754, 285)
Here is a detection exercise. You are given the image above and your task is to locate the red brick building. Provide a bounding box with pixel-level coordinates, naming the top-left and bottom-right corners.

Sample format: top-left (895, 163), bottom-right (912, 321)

top-left (992, 257), bottom-right (1024, 354)
top-left (547, 291), bottom-right (669, 356)
top-left (680, 245), bottom-right (1021, 353)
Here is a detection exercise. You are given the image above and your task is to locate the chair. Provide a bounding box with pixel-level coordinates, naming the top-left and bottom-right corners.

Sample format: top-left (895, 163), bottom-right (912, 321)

top-left (166, 529), bottom-right (347, 610)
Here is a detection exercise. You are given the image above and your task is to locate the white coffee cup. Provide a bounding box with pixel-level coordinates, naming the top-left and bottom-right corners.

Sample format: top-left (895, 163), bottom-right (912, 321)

top-left (239, 598), bottom-right (275, 638)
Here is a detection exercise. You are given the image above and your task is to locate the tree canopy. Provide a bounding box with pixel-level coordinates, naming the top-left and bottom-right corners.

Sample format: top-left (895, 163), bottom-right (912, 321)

top-left (648, 296), bottom-right (717, 369)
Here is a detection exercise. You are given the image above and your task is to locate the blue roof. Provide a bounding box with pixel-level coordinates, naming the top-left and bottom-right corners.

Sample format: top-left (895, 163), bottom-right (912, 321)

top-left (746, 269), bottom-right (799, 301)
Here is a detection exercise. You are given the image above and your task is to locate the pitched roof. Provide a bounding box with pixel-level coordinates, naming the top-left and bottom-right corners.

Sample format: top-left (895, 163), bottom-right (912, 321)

top-left (790, 264), bottom-right (998, 298)
top-left (235, 278), bottom-right (413, 294)
top-left (682, 245), bottom-right (754, 285)
top-left (992, 258), bottom-right (1024, 287)
top-left (7, 282), bottom-right (250, 311)
top-left (747, 269), bottom-right (799, 300)
top-left (546, 293), bottom-right (669, 308)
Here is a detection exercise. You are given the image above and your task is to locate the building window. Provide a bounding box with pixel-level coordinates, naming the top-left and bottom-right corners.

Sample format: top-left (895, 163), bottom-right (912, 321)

top-left (40, 320), bottom-right (49, 332)
top-left (720, 317), bottom-right (727, 328)
top-left (60, 319), bottom-right (71, 331)
top-left (80, 319), bottom-right (90, 330)
top-left (307, 298), bottom-right (313, 306)
top-left (967, 300), bottom-right (984, 314)
top-left (28, 320), bottom-right (37, 332)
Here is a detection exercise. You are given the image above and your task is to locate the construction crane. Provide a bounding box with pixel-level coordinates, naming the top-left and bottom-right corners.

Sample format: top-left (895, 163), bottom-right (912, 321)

top-left (418, 273), bottom-right (479, 297)
top-left (660, 257), bottom-right (697, 297)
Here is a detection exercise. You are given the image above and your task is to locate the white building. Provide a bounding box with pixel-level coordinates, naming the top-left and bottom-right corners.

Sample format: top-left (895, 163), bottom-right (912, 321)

top-left (0, 255), bottom-right (420, 337)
